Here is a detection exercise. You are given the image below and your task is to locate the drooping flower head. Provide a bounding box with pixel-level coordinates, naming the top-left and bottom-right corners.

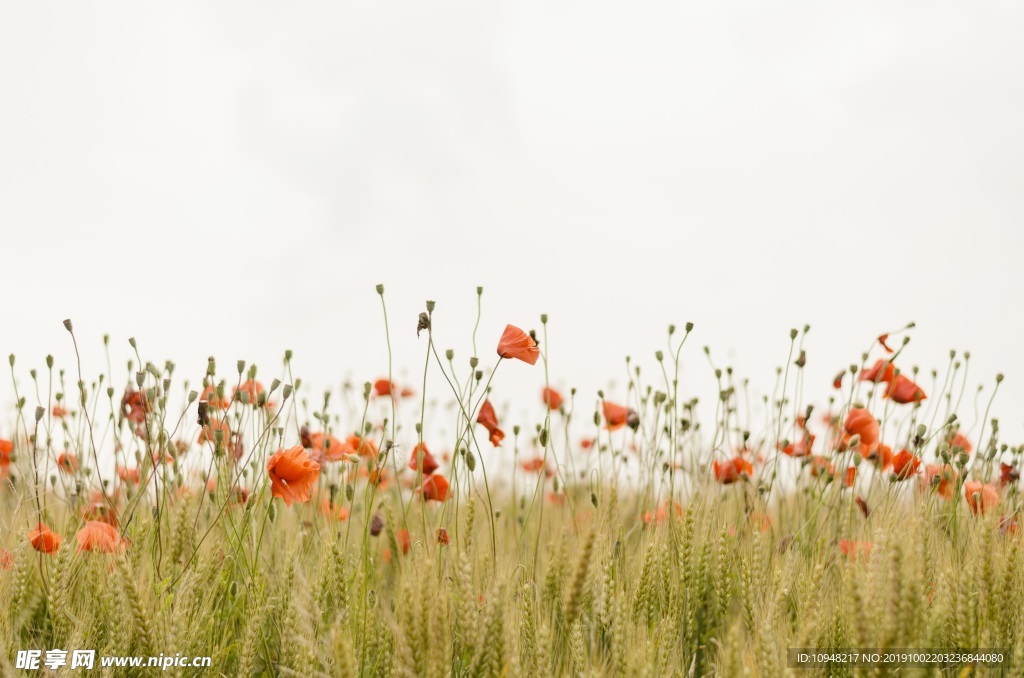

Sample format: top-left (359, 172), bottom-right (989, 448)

top-left (476, 400), bottom-right (505, 447)
top-left (542, 387), bottom-right (564, 412)
top-left (496, 324), bottom-right (539, 365)
top-left (408, 442), bottom-right (438, 476)
top-left (420, 474), bottom-right (449, 502)
top-left (29, 523), bottom-right (61, 555)
top-left (75, 521), bottom-right (122, 553)
top-left (712, 456), bottom-right (753, 485)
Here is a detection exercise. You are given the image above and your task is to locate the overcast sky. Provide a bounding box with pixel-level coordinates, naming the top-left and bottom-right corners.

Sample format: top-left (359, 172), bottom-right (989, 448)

top-left (2, 1), bottom-right (1022, 446)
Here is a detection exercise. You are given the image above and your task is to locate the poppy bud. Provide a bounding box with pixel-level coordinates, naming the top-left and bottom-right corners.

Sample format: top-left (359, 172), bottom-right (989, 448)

top-left (346, 483), bottom-right (354, 501)
top-left (997, 373), bottom-right (1005, 383)
top-left (46, 355), bottom-right (53, 369)
top-left (34, 406), bottom-right (44, 422)
top-left (594, 412), bottom-right (600, 426)
top-left (795, 351), bottom-right (806, 368)
top-left (229, 581), bottom-right (239, 598)
top-left (475, 370), bottom-right (483, 381)
top-left (847, 435), bottom-right (860, 449)
top-left (445, 349), bottom-right (454, 361)
top-left (685, 322), bottom-right (694, 332)
top-left (8, 354), bottom-right (13, 367)
top-left (789, 328), bottom-right (798, 340)
top-left (655, 351), bottom-right (664, 361)
top-left (107, 387), bottom-right (114, 398)
top-left (63, 319), bottom-right (73, 332)
top-left (370, 513), bottom-right (384, 536)
top-left (959, 453), bottom-right (969, 467)
top-left (134, 372), bottom-right (144, 388)
top-left (553, 478), bottom-right (559, 492)
top-left (668, 324), bottom-right (676, 335)
top-left (163, 379), bottom-right (171, 392)
top-left (267, 501), bottom-right (278, 523)
top-left (376, 284), bottom-right (384, 295)
top-left (539, 429), bottom-right (548, 447)
top-left (257, 392), bottom-right (268, 407)
top-left (466, 451), bottom-right (476, 472)
top-left (513, 425), bottom-right (520, 436)
top-left (29, 369), bottom-right (36, 380)
top-left (591, 492), bottom-right (598, 507)
top-left (626, 410), bottom-right (640, 432)
top-left (426, 300), bottom-right (435, 313)
top-left (207, 357), bottom-right (216, 376)
top-left (238, 391), bottom-right (250, 405)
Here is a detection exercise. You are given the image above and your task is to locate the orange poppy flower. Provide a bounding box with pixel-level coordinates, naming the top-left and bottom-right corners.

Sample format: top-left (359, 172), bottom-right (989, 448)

top-left (579, 438), bottom-right (594, 450)
top-left (345, 435), bottom-right (378, 458)
top-left (782, 433), bottom-right (815, 458)
top-left (476, 400), bottom-right (505, 447)
top-left (0, 549), bottom-right (12, 570)
top-left (52, 405), bottom-right (69, 418)
top-left (839, 539), bottom-right (873, 561)
top-left (29, 523), bottom-right (61, 554)
top-left (373, 379), bottom-right (394, 397)
top-left (75, 521), bottom-right (122, 553)
top-left (809, 455), bottom-right (833, 478)
top-left (56, 452), bottom-right (79, 474)
top-left (520, 457), bottom-right (546, 474)
top-left (496, 324), bottom-right (539, 365)
top-left (642, 500), bottom-right (684, 525)
top-left (542, 387), bottom-right (564, 411)
top-left (197, 418), bottom-right (231, 446)
top-left (860, 359), bottom-right (896, 385)
top-left (420, 474), bottom-right (449, 502)
top-left (1000, 463), bottom-right (1020, 488)
top-left (891, 450), bottom-right (922, 480)
top-left (964, 481), bottom-right (999, 515)
top-left (399, 386), bottom-right (415, 398)
top-left (318, 498), bottom-right (350, 521)
top-left (408, 443), bottom-right (438, 475)
top-left (921, 463), bottom-right (958, 500)
top-left (309, 433), bottom-right (354, 463)
top-left (844, 408), bottom-right (879, 448)
top-left (602, 401), bottom-right (630, 431)
top-left (199, 384), bottom-right (230, 409)
top-left (878, 333), bottom-right (895, 354)
top-left (266, 445), bottom-right (321, 507)
top-left (0, 438), bottom-right (12, 465)
top-left (885, 374), bottom-right (927, 404)
top-left (233, 380), bottom-right (271, 407)
top-left (712, 456), bottom-right (753, 485)
top-left (436, 528), bottom-right (450, 546)
top-left (396, 528), bottom-right (411, 555)
top-left (842, 466), bottom-right (857, 488)
top-left (116, 466), bottom-right (140, 484)
top-left (947, 431), bottom-right (972, 455)
top-left (120, 388), bottom-right (148, 424)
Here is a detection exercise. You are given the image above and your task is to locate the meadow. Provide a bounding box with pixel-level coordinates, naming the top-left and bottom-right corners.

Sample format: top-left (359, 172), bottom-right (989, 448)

top-left (1, 288), bottom-right (1021, 677)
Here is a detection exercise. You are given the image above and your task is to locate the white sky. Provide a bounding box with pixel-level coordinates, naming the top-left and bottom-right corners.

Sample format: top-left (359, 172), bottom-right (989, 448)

top-left (2, 1), bottom-right (1023, 448)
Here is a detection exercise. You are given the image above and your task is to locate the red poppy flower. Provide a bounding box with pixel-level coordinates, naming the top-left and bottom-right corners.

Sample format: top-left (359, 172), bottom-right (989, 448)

top-left (496, 324), bottom-right (539, 365)
top-left (199, 383), bottom-right (230, 410)
top-left (781, 433), bottom-right (815, 458)
top-left (833, 371), bottom-right (845, 389)
top-left (318, 498), bottom-right (350, 522)
top-left (878, 334), bottom-right (895, 354)
top-left (29, 523), bottom-right (62, 554)
top-left (712, 456), bottom-right (753, 485)
top-left (891, 450), bottom-right (922, 480)
top-left (1000, 463), bottom-right (1020, 488)
top-left (52, 405), bottom-right (69, 418)
top-left (844, 408), bottom-right (880, 452)
top-left (842, 466), bottom-right (857, 488)
top-left (885, 374), bottom-right (927, 404)
top-left (198, 418), bottom-right (231, 446)
top-left (396, 528), bottom-right (411, 555)
top-left (120, 389), bottom-right (149, 424)
top-left (520, 457), bottom-right (546, 474)
top-left (947, 431), bottom-right (972, 455)
top-left (309, 433), bottom-right (354, 463)
top-left (542, 387), bottom-right (564, 411)
top-left (56, 452), bottom-right (79, 474)
top-left (408, 443), bottom-right (438, 476)
top-left (436, 528), bottom-right (450, 546)
top-left (921, 463), bottom-right (958, 500)
top-left (603, 401), bottom-right (630, 431)
top-left (117, 466), bottom-right (140, 484)
top-left (373, 379), bottom-right (394, 397)
top-left (839, 539), bottom-right (873, 561)
top-left (579, 438), bottom-right (594, 450)
top-left (232, 380), bottom-right (268, 407)
top-left (347, 435), bottom-right (378, 458)
top-left (809, 455), bottom-right (833, 478)
top-left (964, 481), bottom-right (999, 515)
top-left (420, 474), bottom-right (449, 502)
top-left (0, 439), bottom-right (12, 465)
top-left (266, 445), bottom-right (321, 507)
top-left (75, 521), bottom-right (122, 553)
top-left (476, 400), bottom-right (505, 447)
top-left (860, 359), bottom-right (897, 385)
